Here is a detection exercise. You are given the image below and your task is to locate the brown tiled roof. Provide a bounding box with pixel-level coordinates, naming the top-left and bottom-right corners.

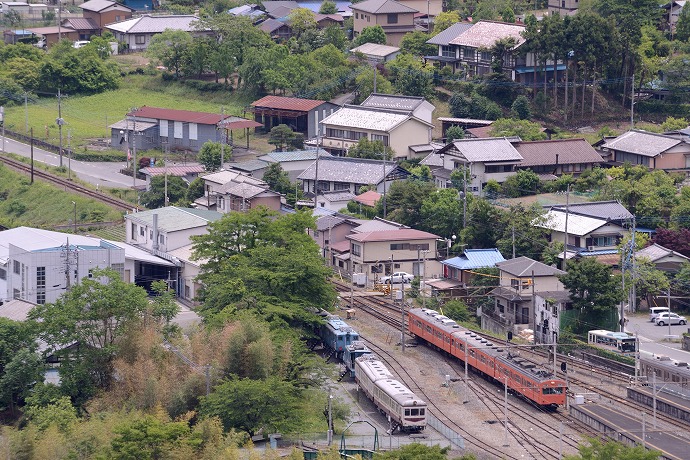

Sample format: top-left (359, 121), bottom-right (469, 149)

top-left (351, 0), bottom-right (418, 14)
top-left (347, 228), bottom-right (439, 242)
top-left (354, 190), bottom-right (381, 207)
top-left (515, 138), bottom-right (603, 167)
top-left (129, 106), bottom-right (225, 125)
top-left (62, 18), bottom-right (100, 30)
top-left (251, 95), bottom-right (327, 112)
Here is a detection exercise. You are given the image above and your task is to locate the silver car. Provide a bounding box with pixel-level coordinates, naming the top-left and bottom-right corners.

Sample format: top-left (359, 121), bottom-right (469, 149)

top-left (655, 312), bottom-right (687, 326)
top-left (380, 272), bottom-right (414, 284)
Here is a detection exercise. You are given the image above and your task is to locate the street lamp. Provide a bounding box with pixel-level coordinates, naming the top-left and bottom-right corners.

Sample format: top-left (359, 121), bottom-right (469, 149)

top-left (443, 235), bottom-right (456, 258)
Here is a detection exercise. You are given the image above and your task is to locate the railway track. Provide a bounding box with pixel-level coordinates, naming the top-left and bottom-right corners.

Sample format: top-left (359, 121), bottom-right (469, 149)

top-left (0, 155), bottom-right (135, 213)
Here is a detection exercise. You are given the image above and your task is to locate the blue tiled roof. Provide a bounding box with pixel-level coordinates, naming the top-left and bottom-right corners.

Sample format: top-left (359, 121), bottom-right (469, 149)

top-left (578, 249), bottom-right (619, 256)
top-left (442, 248), bottom-right (505, 270)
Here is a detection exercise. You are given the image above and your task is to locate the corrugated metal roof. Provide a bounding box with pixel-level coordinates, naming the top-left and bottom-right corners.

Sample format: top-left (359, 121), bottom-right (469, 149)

top-left (80, 0), bottom-right (133, 11)
top-left (442, 248), bottom-right (505, 270)
top-left (449, 20), bottom-right (526, 49)
top-left (259, 149), bottom-right (329, 163)
top-left (496, 256), bottom-right (565, 277)
top-left (353, 218), bottom-right (406, 233)
top-left (361, 93), bottom-right (425, 112)
top-left (538, 209), bottom-right (610, 236)
top-left (0, 299), bottom-right (35, 322)
top-left (63, 18), bottom-right (100, 30)
top-left (0, 227), bottom-right (115, 257)
top-left (251, 95), bottom-right (327, 112)
top-left (420, 151), bottom-right (444, 167)
top-left (443, 138), bottom-right (523, 162)
top-left (262, 0), bottom-right (299, 15)
top-left (321, 106), bottom-right (413, 131)
top-left (129, 106), bottom-right (224, 125)
top-left (637, 243), bottom-right (690, 262)
top-left (547, 201), bottom-right (633, 221)
top-left (227, 159), bottom-right (269, 172)
top-left (127, 207), bottom-right (222, 232)
top-left (602, 130), bottom-right (682, 157)
top-left (109, 119), bottom-right (157, 132)
top-left (350, 42), bottom-right (400, 57)
top-left (297, 156), bottom-right (400, 184)
top-left (107, 15), bottom-right (200, 34)
top-left (321, 190), bottom-right (355, 202)
top-left (515, 139), bottom-right (603, 167)
top-left (106, 240), bottom-right (175, 266)
top-left (220, 182), bottom-right (271, 198)
top-left (350, 0), bottom-right (418, 14)
top-left (140, 165), bottom-right (206, 177)
top-left (347, 228), bottom-right (439, 242)
top-left (437, 117), bottom-right (493, 125)
top-left (426, 22), bottom-right (473, 45)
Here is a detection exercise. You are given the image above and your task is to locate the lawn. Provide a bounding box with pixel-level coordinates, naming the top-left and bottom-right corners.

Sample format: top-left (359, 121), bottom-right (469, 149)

top-left (2, 74), bottom-right (254, 148)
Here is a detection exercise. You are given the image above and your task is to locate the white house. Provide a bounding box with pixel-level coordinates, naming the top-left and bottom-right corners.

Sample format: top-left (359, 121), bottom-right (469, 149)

top-left (106, 15), bottom-right (210, 51)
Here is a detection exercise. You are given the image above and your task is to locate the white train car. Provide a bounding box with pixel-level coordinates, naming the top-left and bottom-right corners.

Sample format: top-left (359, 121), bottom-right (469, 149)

top-left (354, 356), bottom-right (427, 432)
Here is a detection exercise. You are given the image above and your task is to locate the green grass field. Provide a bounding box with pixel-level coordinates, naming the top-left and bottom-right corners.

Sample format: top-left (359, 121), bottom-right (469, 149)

top-left (3, 75), bottom-right (253, 148)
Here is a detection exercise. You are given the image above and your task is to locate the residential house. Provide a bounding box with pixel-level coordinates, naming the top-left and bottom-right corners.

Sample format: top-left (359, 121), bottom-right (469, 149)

top-left (106, 15), bottom-right (209, 51)
top-left (537, 207), bottom-right (629, 254)
top-left (600, 130), bottom-right (690, 172)
top-left (195, 170), bottom-right (282, 213)
top-left (485, 257), bottom-right (566, 337)
top-left (347, 228), bottom-right (441, 284)
top-left (226, 159), bottom-right (270, 178)
top-left (316, 190), bottom-right (356, 212)
top-left (437, 117), bottom-right (493, 139)
top-left (352, 190), bottom-right (381, 215)
top-left (313, 213), bottom-right (364, 265)
top-left (548, 0), bottom-right (579, 16)
top-left (350, 0), bottom-right (419, 47)
top-left (424, 22), bottom-right (473, 72)
top-left (59, 18), bottom-right (101, 41)
top-left (426, 21), bottom-right (564, 84)
top-left (360, 93), bottom-right (435, 124)
top-left (350, 42), bottom-right (401, 62)
top-left (126, 206), bottom-right (222, 254)
top-left (258, 18), bottom-right (293, 40)
top-left (0, 227), bottom-right (175, 304)
top-left (434, 137), bottom-right (524, 194)
top-left (429, 248), bottom-right (505, 295)
top-left (166, 244), bottom-right (203, 305)
top-left (397, 0), bottom-right (442, 16)
top-left (110, 107), bottom-right (260, 153)
top-left (24, 25), bottom-right (79, 46)
top-left (514, 138), bottom-right (604, 178)
top-left (298, 155), bottom-right (410, 196)
top-left (250, 95), bottom-right (338, 139)
top-left (636, 243), bottom-right (690, 273)
top-left (314, 13), bottom-right (344, 28)
top-left (546, 201), bottom-right (634, 226)
top-left (79, 0), bottom-right (134, 32)
top-left (262, 0), bottom-right (299, 18)
top-left (258, 148), bottom-right (330, 181)
top-left (662, 0), bottom-right (685, 30)
top-left (139, 165), bottom-right (206, 191)
top-left (228, 3), bottom-right (264, 20)
top-left (534, 291), bottom-right (571, 344)
top-left (319, 105), bottom-right (434, 158)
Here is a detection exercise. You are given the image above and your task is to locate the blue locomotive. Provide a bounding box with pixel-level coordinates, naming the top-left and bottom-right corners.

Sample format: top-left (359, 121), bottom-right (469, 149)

top-left (343, 340), bottom-right (373, 378)
top-left (318, 314), bottom-right (360, 359)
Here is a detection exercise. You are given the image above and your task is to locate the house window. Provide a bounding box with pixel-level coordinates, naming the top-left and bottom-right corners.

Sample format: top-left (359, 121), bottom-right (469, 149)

top-left (0, 267), bottom-right (5, 280)
top-left (371, 134), bottom-right (389, 146)
top-left (13, 289), bottom-right (20, 299)
top-left (131, 223), bottom-right (137, 240)
top-left (352, 243), bottom-right (362, 256)
top-left (334, 182), bottom-right (350, 191)
top-left (140, 226), bottom-right (145, 236)
top-left (115, 15), bottom-right (121, 21)
top-left (591, 236), bottom-right (615, 247)
top-left (355, 12), bottom-right (358, 18)
top-left (480, 51), bottom-right (492, 62)
top-left (367, 15), bottom-right (370, 22)
top-left (441, 45), bottom-right (454, 58)
top-left (111, 263), bottom-right (124, 279)
top-left (387, 13), bottom-right (398, 23)
top-left (13, 260), bottom-right (20, 274)
top-left (464, 48), bottom-right (475, 60)
top-left (135, 35), bottom-right (146, 45)
top-left (391, 243), bottom-right (410, 250)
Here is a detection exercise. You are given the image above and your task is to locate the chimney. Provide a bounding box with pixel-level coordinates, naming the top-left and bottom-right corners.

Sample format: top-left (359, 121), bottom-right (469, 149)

top-left (152, 213), bottom-right (159, 251)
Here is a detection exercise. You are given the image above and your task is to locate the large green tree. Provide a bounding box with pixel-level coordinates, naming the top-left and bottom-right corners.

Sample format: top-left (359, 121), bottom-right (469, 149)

top-left (419, 188), bottom-right (463, 238)
top-left (197, 141), bottom-right (225, 172)
top-left (146, 29), bottom-right (193, 77)
top-left (559, 258), bottom-right (625, 333)
top-left (140, 175), bottom-right (189, 209)
top-left (564, 437), bottom-right (659, 460)
top-left (377, 180), bottom-right (435, 229)
top-left (354, 25), bottom-right (387, 46)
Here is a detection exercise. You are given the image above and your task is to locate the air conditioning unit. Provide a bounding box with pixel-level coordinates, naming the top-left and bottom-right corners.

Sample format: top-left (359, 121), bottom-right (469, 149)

top-left (587, 246), bottom-right (596, 251)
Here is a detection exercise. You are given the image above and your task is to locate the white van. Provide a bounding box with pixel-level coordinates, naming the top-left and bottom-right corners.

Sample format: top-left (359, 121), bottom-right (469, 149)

top-left (650, 306), bottom-right (670, 322)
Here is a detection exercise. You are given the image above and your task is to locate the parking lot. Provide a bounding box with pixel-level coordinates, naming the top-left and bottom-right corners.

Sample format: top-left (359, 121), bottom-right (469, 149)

top-left (625, 311), bottom-right (690, 361)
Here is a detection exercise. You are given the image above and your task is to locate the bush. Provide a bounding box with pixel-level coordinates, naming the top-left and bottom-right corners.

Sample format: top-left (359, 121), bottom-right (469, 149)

top-left (511, 95), bottom-right (531, 120)
top-left (183, 80), bottom-right (227, 92)
top-left (72, 151), bottom-right (126, 162)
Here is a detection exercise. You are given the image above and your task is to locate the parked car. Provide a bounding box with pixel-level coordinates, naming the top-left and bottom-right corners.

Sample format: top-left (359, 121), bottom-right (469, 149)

top-left (73, 40), bottom-right (90, 49)
top-left (655, 312), bottom-right (687, 326)
top-left (649, 306), bottom-right (670, 322)
top-left (380, 272), bottom-right (414, 284)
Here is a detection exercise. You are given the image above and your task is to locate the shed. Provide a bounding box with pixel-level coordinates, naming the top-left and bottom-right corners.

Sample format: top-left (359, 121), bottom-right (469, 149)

top-left (249, 95), bottom-right (339, 139)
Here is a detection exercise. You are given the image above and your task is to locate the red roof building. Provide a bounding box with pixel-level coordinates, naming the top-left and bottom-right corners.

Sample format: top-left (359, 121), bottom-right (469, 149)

top-left (354, 190), bottom-right (382, 207)
top-left (249, 95), bottom-right (339, 139)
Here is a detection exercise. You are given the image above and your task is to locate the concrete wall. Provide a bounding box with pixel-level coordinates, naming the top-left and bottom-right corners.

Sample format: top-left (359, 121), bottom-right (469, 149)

top-left (126, 218), bottom-right (208, 253)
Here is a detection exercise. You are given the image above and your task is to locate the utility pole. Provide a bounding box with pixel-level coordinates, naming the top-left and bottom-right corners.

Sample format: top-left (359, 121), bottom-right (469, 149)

top-left (1, 106), bottom-right (5, 153)
top-left (220, 107), bottom-right (225, 170)
top-left (313, 136), bottom-right (320, 208)
top-left (57, 89), bottom-right (64, 167)
top-left (72, 201), bottom-right (76, 233)
top-left (630, 73), bottom-right (635, 129)
top-left (132, 110), bottom-right (137, 189)
top-left (531, 270), bottom-right (536, 344)
top-left (58, 0), bottom-right (62, 40)
top-left (382, 152), bottom-right (387, 218)
top-left (400, 278), bottom-right (405, 353)
top-left (164, 154), bottom-right (169, 206)
top-left (631, 217), bottom-right (637, 313)
top-left (327, 388), bottom-right (333, 445)
top-left (462, 162), bottom-right (467, 228)
top-left (389, 254), bottom-right (394, 302)
top-left (24, 92), bottom-right (28, 134)
top-left (512, 224), bottom-right (516, 259)
top-left (30, 127), bottom-right (34, 183)
top-left (67, 129), bottom-right (72, 180)
top-left (563, 184), bottom-right (570, 270)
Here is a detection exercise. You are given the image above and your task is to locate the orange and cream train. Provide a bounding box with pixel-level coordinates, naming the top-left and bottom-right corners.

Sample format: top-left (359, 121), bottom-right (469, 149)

top-left (408, 308), bottom-right (567, 407)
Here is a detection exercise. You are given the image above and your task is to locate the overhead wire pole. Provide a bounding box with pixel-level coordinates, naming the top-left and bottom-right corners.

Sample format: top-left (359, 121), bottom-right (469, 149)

top-left (57, 89), bottom-right (64, 167)
top-left (220, 107), bottom-right (225, 170)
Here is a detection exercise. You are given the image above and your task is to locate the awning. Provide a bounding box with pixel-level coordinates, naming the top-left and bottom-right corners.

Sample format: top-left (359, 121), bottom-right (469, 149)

top-left (515, 64), bottom-right (567, 74)
top-left (219, 119), bottom-right (263, 130)
top-left (424, 55), bottom-right (460, 63)
top-left (425, 279), bottom-right (464, 290)
top-left (335, 253), bottom-right (351, 261)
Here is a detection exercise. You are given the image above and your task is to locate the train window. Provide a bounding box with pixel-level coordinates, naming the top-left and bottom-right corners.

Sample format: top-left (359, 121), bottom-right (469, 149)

top-left (420, 408), bottom-right (425, 415)
top-left (543, 387), bottom-right (564, 395)
top-left (470, 350), bottom-right (475, 357)
top-left (410, 408), bottom-right (420, 416)
top-left (405, 409), bottom-right (410, 416)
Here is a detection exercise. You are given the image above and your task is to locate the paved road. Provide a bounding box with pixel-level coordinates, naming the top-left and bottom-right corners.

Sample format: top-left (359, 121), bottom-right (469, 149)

top-left (626, 313), bottom-right (690, 361)
top-left (1, 134), bottom-right (146, 188)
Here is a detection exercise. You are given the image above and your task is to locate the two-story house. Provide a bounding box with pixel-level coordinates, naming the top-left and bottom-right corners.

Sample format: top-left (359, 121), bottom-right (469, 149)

top-left (514, 138), bottom-right (604, 177)
top-left (600, 130), bottom-right (690, 172)
top-left (195, 170), bottom-right (282, 213)
top-left (319, 105), bottom-right (434, 159)
top-left (485, 257), bottom-right (566, 337)
top-left (434, 137), bottom-right (524, 194)
top-left (360, 93), bottom-right (435, 124)
top-left (350, 0), bottom-right (419, 47)
top-left (548, 0), bottom-right (579, 16)
top-left (79, 0), bottom-right (134, 33)
top-left (428, 248), bottom-right (505, 296)
top-left (347, 228), bottom-right (441, 285)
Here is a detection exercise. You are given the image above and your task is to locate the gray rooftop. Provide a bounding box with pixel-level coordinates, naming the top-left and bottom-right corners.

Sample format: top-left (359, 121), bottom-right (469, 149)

top-left (547, 201), bottom-right (633, 222)
top-left (297, 156), bottom-right (400, 184)
top-left (127, 207), bottom-right (222, 233)
top-left (350, 0), bottom-right (418, 14)
top-left (426, 22), bottom-right (473, 45)
top-left (441, 138), bottom-right (523, 163)
top-left (636, 243), bottom-right (690, 263)
top-left (316, 215), bottom-right (347, 231)
top-left (227, 159), bottom-right (269, 172)
top-left (361, 93), bottom-right (425, 112)
top-left (602, 130), bottom-right (683, 157)
top-left (106, 15), bottom-right (201, 34)
top-left (497, 256), bottom-right (566, 277)
top-left (80, 0), bottom-right (132, 12)
top-left (321, 190), bottom-right (356, 202)
top-left (259, 149), bottom-right (329, 163)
